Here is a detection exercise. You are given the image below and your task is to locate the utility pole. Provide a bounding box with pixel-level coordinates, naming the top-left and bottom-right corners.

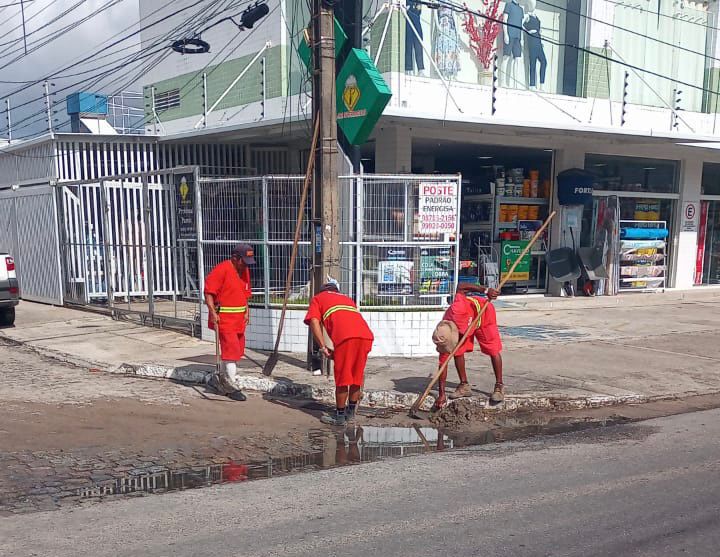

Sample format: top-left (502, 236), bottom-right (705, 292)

top-left (5, 99), bottom-right (11, 143)
top-left (311, 0), bottom-right (341, 292)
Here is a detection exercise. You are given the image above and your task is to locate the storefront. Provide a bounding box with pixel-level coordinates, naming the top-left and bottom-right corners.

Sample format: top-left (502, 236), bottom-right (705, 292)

top-left (697, 163), bottom-right (720, 286)
top-left (583, 154), bottom-right (679, 293)
top-left (427, 144), bottom-right (553, 294)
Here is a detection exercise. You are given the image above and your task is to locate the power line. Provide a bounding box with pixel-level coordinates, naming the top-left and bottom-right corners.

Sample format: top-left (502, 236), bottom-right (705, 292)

top-left (2, 0), bottom-right (236, 136)
top-left (5, 0), bottom-right (270, 143)
top-left (0, 0), bottom-right (36, 7)
top-left (0, 0), bottom-right (72, 50)
top-left (0, 0), bottom-right (124, 69)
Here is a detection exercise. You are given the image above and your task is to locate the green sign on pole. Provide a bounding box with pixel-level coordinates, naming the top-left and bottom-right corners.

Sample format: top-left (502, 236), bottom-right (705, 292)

top-left (336, 48), bottom-right (391, 145)
top-left (297, 21), bottom-right (391, 146)
top-left (500, 240), bottom-right (531, 281)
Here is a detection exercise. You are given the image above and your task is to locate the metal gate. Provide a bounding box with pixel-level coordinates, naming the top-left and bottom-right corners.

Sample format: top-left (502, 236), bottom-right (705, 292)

top-left (0, 185), bottom-right (64, 305)
top-left (58, 168), bottom-right (201, 332)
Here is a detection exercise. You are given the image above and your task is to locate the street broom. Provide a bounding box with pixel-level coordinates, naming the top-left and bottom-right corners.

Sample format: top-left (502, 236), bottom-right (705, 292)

top-left (263, 116), bottom-right (320, 376)
top-left (409, 211), bottom-right (556, 419)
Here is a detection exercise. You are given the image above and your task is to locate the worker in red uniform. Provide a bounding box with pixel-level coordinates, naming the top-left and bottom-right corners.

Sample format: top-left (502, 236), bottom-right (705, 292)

top-left (432, 283), bottom-right (504, 410)
top-left (204, 243), bottom-right (255, 401)
top-left (304, 280), bottom-right (374, 426)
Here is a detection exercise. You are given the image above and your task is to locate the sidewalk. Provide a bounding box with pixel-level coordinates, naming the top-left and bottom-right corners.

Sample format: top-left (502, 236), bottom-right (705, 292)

top-left (3, 292), bottom-right (720, 412)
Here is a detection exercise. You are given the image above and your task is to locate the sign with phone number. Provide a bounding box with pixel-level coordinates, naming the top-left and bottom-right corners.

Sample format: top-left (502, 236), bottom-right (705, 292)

top-left (418, 182), bottom-right (458, 234)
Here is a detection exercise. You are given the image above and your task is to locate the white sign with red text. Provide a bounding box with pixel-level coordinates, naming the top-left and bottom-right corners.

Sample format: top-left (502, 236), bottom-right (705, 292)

top-left (418, 181), bottom-right (458, 234)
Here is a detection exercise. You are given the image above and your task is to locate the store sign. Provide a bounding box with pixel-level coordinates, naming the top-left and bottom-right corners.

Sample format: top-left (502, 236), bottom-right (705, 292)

top-left (174, 173), bottom-right (196, 240)
top-left (500, 240), bottom-right (531, 281)
top-left (557, 168), bottom-right (593, 206)
top-left (682, 201), bottom-right (698, 233)
top-left (335, 48), bottom-right (392, 145)
top-left (298, 22), bottom-right (391, 146)
top-left (419, 247), bottom-right (452, 294)
top-left (418, 181), bottom-right (458, 234)
top-left (377, 248), bottom-right (413, 295)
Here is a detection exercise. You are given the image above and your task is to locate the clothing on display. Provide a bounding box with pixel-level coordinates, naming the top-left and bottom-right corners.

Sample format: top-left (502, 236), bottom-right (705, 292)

top-left (523, 14), bottom-right (547, 86)
top-left (406, 0), bottom-right (425, 72)
top-left (503, 0), bottom-right (523, 58)
top-left (433, 6), bottom-right (460, 78)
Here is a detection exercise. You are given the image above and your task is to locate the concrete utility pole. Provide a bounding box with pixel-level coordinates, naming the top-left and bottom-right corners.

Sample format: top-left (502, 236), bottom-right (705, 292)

top-left (311, 0), bottom-right (341, 291)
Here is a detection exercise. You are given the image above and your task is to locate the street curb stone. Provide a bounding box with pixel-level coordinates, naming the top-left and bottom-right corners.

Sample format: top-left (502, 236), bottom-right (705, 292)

top-left (114, 362), bottom-right (720, 413)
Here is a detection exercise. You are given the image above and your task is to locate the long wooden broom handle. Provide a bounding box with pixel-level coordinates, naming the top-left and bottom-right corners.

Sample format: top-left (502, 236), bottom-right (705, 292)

top-left (410, 211), bottom-right (556, 414)
top-left (271, 116), bottom-right (321, 354)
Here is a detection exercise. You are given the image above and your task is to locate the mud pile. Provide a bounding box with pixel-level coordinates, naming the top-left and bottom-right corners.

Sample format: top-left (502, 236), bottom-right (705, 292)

top-left (431, 397), bottom-right (492, 429)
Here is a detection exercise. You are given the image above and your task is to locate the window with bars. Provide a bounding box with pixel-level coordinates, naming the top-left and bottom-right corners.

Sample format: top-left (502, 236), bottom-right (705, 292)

top-left (154, 89), bottom-right (181, 111)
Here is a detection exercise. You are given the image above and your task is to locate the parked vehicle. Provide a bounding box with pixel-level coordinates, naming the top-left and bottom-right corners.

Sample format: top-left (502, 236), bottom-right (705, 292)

top-left (0, 253), bottom-right (19, 326)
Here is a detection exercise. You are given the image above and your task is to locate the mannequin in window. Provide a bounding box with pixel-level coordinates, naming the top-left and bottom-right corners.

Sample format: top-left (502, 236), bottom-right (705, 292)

top-left (433, 5), bottom-right (460, 79)
top-left (406, 0), bottom-right (426, 76)
top-left (502, 0), bottom-right (524, 87)
top-left (523, 0), bottom-right (547, 89)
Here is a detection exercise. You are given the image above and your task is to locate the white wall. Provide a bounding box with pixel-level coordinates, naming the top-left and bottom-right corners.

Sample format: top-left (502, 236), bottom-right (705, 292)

top-left (201, 307), bottom-right (444, 357)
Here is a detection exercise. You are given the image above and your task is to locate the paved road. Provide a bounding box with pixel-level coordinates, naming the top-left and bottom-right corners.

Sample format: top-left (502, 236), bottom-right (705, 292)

top-left (2, 409), bottom-right (719, 556)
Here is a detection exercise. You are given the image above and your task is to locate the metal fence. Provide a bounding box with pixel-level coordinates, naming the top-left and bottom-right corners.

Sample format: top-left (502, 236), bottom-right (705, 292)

top-left (197, 174), bottom-right (461, 309)
top-left (0, 185), bottom-right (64, 305)
top-left (48, 169), bottom-right (459, 338)
top-left (57, 167), bottom-right (201, 333)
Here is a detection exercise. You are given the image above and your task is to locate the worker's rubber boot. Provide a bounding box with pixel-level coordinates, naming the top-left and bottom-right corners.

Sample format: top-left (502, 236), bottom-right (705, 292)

top-left (227, 390), bottom-right (247, 402)
top-left (449, 382), bottom-right (473, 399)
top-left (345, 402), bottom-right (358, 422)
top-left (207, 373), bottom-right (231, 396)
top-left (320, 409), bottom-right (347, 426)
top-left (490, 383), bottom-right (505, 404)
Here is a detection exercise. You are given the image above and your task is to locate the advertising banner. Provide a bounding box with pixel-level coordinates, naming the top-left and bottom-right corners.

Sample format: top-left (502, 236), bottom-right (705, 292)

top-left (377, 248), bottom-right (413, 295)
top-left (419, 247), bottom-right (452, 294)
top-left (418, 181), bottom-right (458, 234)
top-left (500, 240), bottom-right (530, 281)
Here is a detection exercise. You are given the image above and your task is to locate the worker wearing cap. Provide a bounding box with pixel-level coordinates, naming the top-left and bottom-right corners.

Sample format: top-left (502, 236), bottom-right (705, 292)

top-left (304, 281), bottom-right (374, 426)
top-left (204, 243), bottom-right (255, 401)
top-left (432, 283), bottom-right (504, 410)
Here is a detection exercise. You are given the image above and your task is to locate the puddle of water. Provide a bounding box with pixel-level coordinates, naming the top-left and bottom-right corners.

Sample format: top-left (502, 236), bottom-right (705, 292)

top-left (4, 416), bottom-right (630, 512)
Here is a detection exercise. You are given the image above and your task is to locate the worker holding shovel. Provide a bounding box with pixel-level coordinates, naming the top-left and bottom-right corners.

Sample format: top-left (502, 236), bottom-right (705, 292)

top-left (304, 280), bottom-right (374, 426)
top-left (204, 243), bottom-right (255, 401)
top-left (432, 283), bottom-right (504, 411)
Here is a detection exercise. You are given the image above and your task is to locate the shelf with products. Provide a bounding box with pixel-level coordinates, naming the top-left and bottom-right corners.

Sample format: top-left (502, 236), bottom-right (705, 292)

top-left (618, 220), bottom-right (668, 292)
top-left (496, 197), bottom-right (550, 206)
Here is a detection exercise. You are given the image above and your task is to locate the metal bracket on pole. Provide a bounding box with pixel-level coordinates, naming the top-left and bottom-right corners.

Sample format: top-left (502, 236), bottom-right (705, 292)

top-left (194, 41), bottom-right (272, 129)
top-left (4, 99), bottom-right (11, 143)
top-left (202, 73), bottom-right (208, 128)
top-left (150, 86), bottom-right (166, 135)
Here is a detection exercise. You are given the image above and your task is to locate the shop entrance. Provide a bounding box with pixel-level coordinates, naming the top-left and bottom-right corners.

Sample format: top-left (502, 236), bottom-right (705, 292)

top-left (698, 164), bottom-right (720, 285)
top-left (414, 142), bottom-right (554, 294)
top-left (583, 154), bottom-right (678, 294)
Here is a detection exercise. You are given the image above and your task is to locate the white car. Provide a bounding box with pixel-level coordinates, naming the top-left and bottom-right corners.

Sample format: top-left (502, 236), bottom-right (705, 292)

top-left (0, 253), bottom-right (19, 326)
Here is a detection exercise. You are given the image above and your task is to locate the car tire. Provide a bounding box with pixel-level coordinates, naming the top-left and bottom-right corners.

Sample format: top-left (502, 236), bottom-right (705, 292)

top-left (0, 307), bottom-right (15, 327)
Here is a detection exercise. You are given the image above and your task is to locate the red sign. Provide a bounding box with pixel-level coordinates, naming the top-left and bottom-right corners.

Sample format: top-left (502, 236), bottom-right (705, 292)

top-left (695, 201), bottom-right (709, 285)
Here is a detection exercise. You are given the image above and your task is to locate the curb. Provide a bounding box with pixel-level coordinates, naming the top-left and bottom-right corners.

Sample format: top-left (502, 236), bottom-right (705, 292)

top-left (116, 363), bottom-right (438, 410)
top-left (115, 362), bottom-right (720, 414)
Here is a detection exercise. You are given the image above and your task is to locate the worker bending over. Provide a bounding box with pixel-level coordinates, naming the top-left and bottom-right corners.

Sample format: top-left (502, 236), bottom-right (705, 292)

top-left (305, 281), bottom-right (374, 426)
top-left (432, 283), bottom-right (504, 411)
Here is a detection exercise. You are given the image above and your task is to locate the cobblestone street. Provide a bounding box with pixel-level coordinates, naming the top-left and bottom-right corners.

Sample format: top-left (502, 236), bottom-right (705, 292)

top-left (0, 340), bottom-right (332, 515)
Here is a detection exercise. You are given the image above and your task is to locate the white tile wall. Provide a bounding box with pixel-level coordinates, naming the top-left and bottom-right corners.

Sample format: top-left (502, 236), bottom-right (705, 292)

top-left (202, 308), bottom-right (445, 357)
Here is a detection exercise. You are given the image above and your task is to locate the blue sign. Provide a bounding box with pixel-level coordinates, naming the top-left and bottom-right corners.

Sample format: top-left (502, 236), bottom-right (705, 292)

top-left (557, 168), bottom-right (594, 206)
